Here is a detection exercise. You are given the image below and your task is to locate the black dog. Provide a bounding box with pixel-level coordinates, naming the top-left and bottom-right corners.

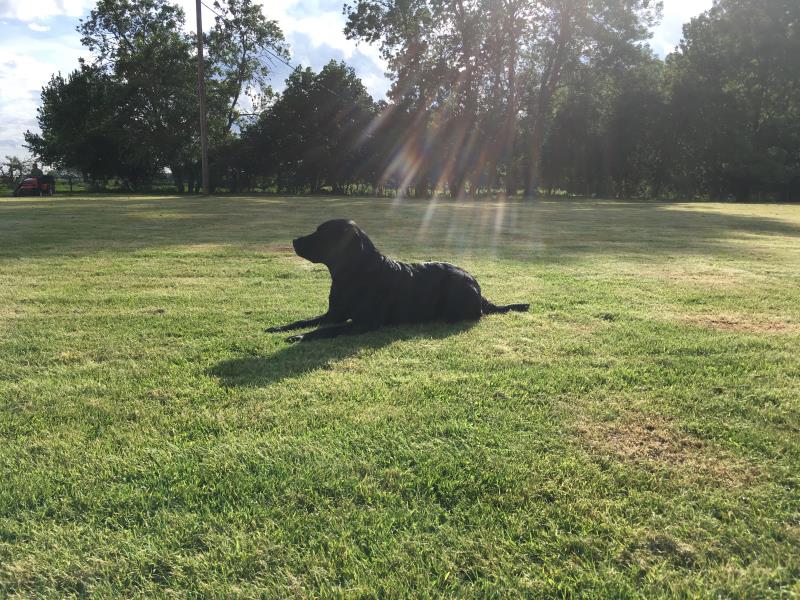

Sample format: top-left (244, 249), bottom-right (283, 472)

top-left (266, 219), bottom-right (529, 342)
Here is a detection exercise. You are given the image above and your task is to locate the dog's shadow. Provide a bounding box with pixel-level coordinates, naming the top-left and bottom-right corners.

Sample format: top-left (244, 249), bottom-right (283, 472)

top-left (210, 321), bottom-right (477, 387)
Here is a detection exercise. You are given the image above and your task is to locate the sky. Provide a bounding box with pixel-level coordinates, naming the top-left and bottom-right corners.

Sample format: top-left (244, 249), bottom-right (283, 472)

top-left (0, 0), bottom-right (712, 161)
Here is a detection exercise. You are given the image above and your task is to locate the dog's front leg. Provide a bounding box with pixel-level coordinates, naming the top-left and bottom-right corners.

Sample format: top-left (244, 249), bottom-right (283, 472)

top-left (265, 313), bottom-right (329, 333)
top-left (286, 322), bottom-right (374, 343)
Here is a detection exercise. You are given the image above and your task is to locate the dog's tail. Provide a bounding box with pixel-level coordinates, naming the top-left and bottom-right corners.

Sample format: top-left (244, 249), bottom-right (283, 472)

top-left (481, 297), bottom-right (530, 315)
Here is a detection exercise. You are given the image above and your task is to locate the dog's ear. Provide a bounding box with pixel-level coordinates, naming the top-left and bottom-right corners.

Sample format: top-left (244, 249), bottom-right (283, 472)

top-left (331, 223), bottom-right (376, 273)
top-left (339, 226), bottom-right (364, 261)
top-left (350, 223), bottom-right (376, 257)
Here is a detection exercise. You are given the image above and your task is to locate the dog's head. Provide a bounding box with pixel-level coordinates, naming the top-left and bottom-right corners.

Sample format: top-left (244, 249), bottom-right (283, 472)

top-left (293, 219), bottom-right (376, 269)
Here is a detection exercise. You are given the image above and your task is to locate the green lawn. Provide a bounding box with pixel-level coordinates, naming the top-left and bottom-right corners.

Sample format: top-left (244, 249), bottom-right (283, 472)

top-left (1, 196), bottom-right (798, 597)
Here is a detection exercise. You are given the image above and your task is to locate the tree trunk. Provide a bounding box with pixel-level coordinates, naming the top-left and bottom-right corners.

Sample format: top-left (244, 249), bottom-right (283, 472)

top-left (172, 166), bottom-right (185, 193)
top-left (524, 7), bottom-right (573, 198)
top-left (503, 33), bottom-right (519, 197)
top-left (449, 174), bottom-right (467, 199)
top-left (525, 120), bottom-right (544, 197)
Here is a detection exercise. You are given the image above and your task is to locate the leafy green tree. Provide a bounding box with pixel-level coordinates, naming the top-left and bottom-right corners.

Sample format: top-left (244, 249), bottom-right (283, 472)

top-left (24, 67), bottom-right (138, 185)
top-left (541, 52), bottom-right (668, 199)
top-left (604, 52), bottom-right (669, 198)
top-left (245, 61), bottom-right (377, 193)
top-left (1, 155), bottom-right (31, 184)
top-left (667, 0), bottom-right (800, 200)
top-left (344, 0), bottom-right (512, 196)
top-left (78, 0), bottom-right (197, 188)
top-left (345, 0), bottom-right (660, 196)
top-left (540, 73), bottom-right (606, 196)
top-left (26, 0), bottom-right (288, 192)
top-left (206, 0), bottom-right (288, 135)
top-left (22, 0), bottom-right (800, 200)
top-left (515, 0), bottom-right (662, 195)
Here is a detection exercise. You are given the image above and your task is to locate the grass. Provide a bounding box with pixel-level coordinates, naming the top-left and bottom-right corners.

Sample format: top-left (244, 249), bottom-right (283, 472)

top-left (0, 195), bottom-right (798, 597)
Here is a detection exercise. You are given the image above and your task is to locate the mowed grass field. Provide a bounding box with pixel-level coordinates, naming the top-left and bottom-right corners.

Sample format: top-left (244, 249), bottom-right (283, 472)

top-left (0, 195), bottom-right (798, 597)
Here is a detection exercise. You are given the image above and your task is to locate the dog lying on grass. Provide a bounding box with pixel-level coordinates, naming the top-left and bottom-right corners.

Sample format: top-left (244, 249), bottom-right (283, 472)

top-left (266, 219), bottom-right (529, 342)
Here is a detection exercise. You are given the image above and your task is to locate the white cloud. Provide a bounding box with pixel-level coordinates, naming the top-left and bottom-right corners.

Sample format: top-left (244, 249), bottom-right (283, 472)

top-left (651, 0), bottom-right (713, 56)
top-left (0, 0), bottom-right (93, 21)
top-left (0, 51), bottom-right (49, 159)
top-left (261, 0), bottom-right (388, 98)
top-left (28, 22), bottom-right (50, 31)
top-left (360, 72), bottom-right (390, 99)
top-left (285, 12), bottom-right (372, 60)
top-left (0, 36), bottom-right (86, 159)
top-left (175, 0), bottom-right (385, 76)
top-left (174, 0), bottom-right (388, 98)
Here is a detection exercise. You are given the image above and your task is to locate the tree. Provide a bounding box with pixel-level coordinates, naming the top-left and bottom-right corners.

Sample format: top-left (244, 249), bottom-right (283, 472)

top-left (206, 0), bottom-right (288, 136)
top-left (666, 0), bottom-right (800, 200)
top-left (78, 0), bottom-right (197, 188)
top-left (345, 0), bottom-right (660, 196)
top-left (345, 0), bottom-right (512, 196)
top-left (25, 67), bottom-right (137, 185)
top-left (24, 0), bottom-right (288, 192)
top-left (1, 156), bottom-right (31, 184)
top-left (515, 0), bottom-right (661, 195)
top-left (604, 51), bottom-right (668, 198)
top-left (540, 72), bottom-right (606, 196)
top-left (244, 61), bottom-right (378, 193)
top-left (22, 0), bottom-right (800, 200)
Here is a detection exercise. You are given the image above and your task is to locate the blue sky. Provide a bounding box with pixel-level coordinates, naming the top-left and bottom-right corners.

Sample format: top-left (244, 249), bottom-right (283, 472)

top-left (0, 0), bottom-right (712, 160)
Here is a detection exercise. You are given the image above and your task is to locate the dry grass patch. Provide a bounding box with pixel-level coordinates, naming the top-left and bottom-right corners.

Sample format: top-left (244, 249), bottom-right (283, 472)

top-left (350, 403), bottom-right (405, 425)
top-left (681, 313), bottom-right (799, 334)
top-left (577, 415), bottom-right (760, 487)
top-left (179, 243), bottom-right (231, 253)
top-left (633, 265), bottom-right (756, 288)
top-left (268, 244), bottom-right (296, 254)
top-left (660, 270), bottom-right (749, 288)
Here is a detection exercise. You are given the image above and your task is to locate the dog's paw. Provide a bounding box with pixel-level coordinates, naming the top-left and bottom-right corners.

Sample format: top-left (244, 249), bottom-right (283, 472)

top-left (265, 326), bottom-right (283, 333)
top-left (286, 334), bottom-right (304, 343)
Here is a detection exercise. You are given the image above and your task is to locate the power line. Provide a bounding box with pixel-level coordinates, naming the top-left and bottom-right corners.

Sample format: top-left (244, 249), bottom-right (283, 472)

top-left (199, 1), bottom-right (224, 19)
top-left (198, 0), bottom-right (358, 105)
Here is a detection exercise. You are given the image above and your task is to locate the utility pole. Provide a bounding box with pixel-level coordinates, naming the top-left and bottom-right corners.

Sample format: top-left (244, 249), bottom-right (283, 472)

top-left (195, 0), bottom-right (210, 195)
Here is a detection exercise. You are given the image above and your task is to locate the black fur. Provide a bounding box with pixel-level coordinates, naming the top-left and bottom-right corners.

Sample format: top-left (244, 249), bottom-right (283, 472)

top-left (266, 219), bottom-right (529, 342)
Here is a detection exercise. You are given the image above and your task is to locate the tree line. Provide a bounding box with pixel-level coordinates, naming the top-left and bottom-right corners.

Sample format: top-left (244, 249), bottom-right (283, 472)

top-left (25, 0), bottom-right (800, 200)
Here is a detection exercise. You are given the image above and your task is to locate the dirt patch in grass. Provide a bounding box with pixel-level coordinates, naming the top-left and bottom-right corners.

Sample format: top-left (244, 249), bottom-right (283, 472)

top-left (659, 269), bottom-right (750, 288)
top-left (618, 533), bottom-right (699, 570)
top-left (577, 415), bottom-right (760, 487)
top-left (682, 313), bottom-right (799, 334)
top-left (181, 243), bottom-right (229, 251)
top-left (616, 263), bottom-right (757, 289)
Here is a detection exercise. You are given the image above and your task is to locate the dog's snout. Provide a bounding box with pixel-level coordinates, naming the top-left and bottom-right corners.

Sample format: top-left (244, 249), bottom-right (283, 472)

top-left (292, 236), bottom-right (311, 260)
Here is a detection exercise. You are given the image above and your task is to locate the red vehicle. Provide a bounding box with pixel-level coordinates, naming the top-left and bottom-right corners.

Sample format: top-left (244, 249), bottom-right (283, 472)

top-left (13, 175), bottom-right (56, 196)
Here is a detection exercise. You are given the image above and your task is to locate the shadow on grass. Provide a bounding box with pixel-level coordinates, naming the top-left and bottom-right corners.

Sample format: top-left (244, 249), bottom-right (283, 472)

top-left (210, 320), bottom-right (477, 386)
top-left (2, 196), bottom-right (799, 260)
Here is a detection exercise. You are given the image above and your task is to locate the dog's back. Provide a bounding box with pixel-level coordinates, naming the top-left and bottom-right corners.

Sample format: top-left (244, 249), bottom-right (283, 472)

top-left (363, 260), bottom-right (483, 325)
